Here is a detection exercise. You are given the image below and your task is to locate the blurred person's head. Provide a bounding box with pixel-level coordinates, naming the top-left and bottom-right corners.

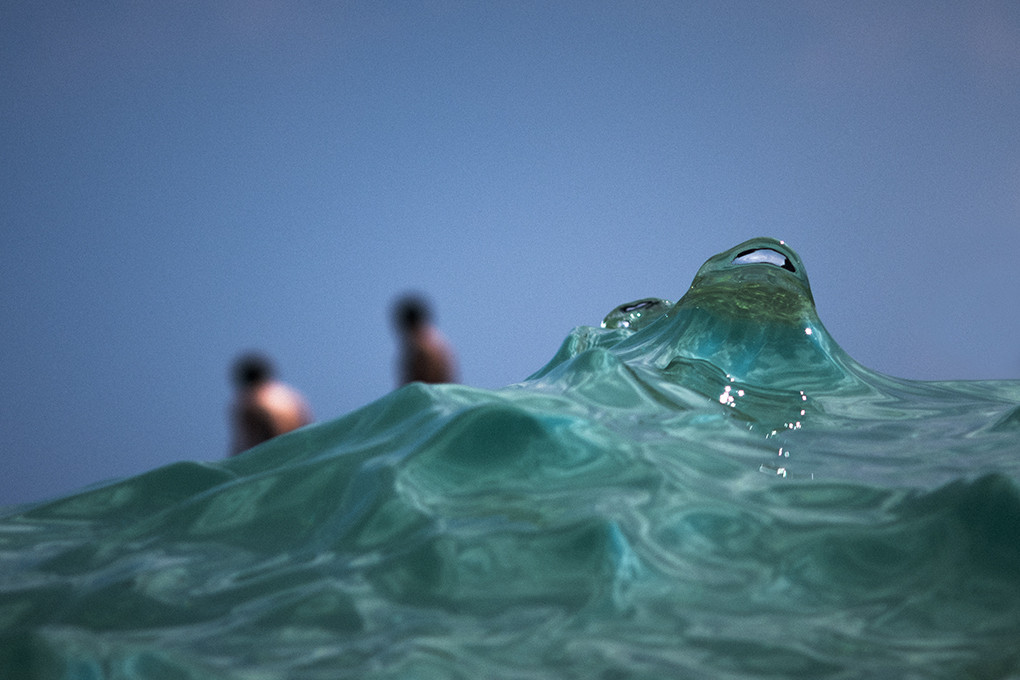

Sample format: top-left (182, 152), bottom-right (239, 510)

top-left (394, 295), bottom-right (432, 334)
top-left (232, 353), bottom-right (274, 388)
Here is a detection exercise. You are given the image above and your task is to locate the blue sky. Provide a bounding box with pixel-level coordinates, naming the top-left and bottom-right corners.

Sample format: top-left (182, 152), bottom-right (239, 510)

top-left (2, 2), bottom-right (1019, 506)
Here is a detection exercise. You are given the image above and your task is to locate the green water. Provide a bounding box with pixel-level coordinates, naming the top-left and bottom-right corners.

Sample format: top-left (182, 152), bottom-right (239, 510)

top-left (2, 238), bottom-right (1018, 679)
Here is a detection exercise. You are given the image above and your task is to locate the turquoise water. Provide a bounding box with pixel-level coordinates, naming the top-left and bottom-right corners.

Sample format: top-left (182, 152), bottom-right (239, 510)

top-left (3, 237), bottom-right (1019, 679)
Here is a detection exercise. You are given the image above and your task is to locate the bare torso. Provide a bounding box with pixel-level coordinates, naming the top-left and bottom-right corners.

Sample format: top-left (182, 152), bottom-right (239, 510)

top-left (231, 381), bottom-right (313, 455)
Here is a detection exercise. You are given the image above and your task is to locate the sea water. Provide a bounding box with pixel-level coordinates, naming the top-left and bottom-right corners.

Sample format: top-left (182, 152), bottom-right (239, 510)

top-left (2, 238), bottom-right (1018, 679)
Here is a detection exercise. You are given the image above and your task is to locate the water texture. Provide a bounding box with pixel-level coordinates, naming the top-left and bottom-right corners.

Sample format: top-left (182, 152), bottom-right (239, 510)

top-left (2, 237), bottom-right (1018, 679)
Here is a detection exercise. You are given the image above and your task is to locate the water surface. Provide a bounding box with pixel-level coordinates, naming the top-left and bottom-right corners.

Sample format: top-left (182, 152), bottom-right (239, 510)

top-left (3, 238), bottom-right (1018, 679)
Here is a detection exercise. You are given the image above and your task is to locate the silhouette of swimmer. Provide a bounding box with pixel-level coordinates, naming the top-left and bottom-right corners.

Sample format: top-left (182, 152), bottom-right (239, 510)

top-left (229, 353), bottom-right (313, 456)
top-left (393, 295), bottom-right (458, 386)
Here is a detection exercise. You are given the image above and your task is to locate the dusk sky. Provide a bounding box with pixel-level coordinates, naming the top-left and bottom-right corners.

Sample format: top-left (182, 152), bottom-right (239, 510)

top-left (3, 2), bottom-right (1019, 506)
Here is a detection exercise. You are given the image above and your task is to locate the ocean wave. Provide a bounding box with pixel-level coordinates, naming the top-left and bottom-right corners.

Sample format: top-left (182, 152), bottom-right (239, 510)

top-left (2, 238), bottom-right (1018, 679)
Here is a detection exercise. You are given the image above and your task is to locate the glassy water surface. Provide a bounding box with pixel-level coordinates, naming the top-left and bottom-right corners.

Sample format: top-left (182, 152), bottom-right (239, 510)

top-left (2, 238), bottom-right (1018, 679)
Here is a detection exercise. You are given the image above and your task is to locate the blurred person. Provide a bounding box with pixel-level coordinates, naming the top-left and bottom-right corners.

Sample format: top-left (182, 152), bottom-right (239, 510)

top-left (229, 352), bottom-right (313, 456)
top-left (393, 294), bottom-right (458, 386)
